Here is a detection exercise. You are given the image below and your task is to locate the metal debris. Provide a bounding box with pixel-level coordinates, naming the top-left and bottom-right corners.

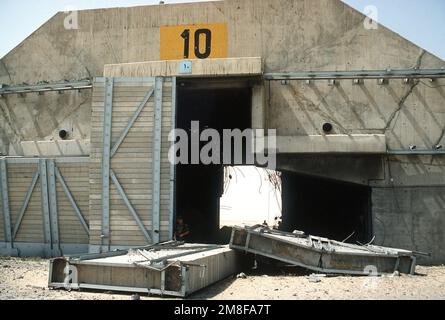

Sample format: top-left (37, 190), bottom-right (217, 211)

top-left (230, 225), bottom-right (427, 276)
top-left (48, 242), bottom-right (247, 298)
top-left (307, 274), bottom-right (322, 283)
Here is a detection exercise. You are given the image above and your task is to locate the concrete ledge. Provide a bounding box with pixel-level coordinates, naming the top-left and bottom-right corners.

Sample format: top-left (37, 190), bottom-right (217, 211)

top-left (9, 140), bottom-right (90, 157)
top-left (276, 134), bottom-right (387, 154)
top-left (103, 57), bottom-right (263, 78)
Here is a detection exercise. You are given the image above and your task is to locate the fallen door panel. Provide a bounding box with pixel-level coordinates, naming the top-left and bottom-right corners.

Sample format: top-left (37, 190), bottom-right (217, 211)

top-left (48, 243), bottom-right (249, 297)
top-left (230, 226), bottom-right (418, 275)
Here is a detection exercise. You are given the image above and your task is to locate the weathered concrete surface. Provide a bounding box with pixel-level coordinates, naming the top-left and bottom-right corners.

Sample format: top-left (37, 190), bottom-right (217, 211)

top-left (104, 57), bottom-right (263, 77)
top-left (373, 187), bottom-right (445, 265)
top-left (369, 156), bottom-right (445, 188)
top-left (276, 134), bottom-right (386, 154)
top-left (269, 78), bottom-right (445, 151)
top-left (277, 154), bottom-right (384, 186)
top-left (0, 91), bottom-right (91, 156)
top-left (1, 0), bottom-right (444, 84)
top-left (9, 139), bottom-right (90, 157)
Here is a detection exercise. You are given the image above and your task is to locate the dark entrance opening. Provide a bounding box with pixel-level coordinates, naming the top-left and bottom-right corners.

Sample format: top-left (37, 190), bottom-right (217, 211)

top-left (281, 172), bottom-right (372, 244)
top-left (175, 78), bottom-right (252, 244)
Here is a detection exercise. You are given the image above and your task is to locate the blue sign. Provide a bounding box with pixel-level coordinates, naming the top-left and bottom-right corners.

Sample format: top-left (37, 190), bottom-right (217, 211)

top-left (179, 60), bottom-right (192, 74)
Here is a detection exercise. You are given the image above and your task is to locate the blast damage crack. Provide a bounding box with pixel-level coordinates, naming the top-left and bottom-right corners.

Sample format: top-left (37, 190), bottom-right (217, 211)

top-left (384, 50), bottom-right (426, 131)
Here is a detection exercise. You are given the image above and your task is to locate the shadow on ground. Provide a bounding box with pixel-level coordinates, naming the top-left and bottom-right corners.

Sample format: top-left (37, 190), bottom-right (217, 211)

top-left (188, 258), bottom-right (312, 299)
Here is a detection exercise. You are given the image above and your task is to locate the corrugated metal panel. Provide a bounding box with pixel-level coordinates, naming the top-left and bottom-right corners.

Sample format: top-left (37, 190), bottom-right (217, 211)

top-left (89, 78), bottom-right (174, 248)
top-left (2, 161), bottom-right (89, 252)
top-left (56, 164), bottom-right (90, 244)
top-left (9, 164), bottom-right (44, 243)
top-left (1, 163), bottom-right (89, 244)
top-left (182, 248), bottom-right (246, 295)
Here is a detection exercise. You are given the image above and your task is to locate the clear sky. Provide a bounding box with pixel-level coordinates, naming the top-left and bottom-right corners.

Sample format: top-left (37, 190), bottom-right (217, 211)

top-left (0, 0), bottom-right (444, 59)
top-left (220, 166), bottom-right (282, 227)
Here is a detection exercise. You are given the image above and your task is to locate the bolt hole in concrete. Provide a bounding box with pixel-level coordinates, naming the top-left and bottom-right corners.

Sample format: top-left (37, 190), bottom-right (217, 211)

top-left (58, 129), bottom-right (69, 140)
top-left (322, 122), bottom-right (333, 133)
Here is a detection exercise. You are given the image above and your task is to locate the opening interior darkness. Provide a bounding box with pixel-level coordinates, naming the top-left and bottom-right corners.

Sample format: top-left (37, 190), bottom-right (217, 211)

top-left (281, 172), bottom-right (372, 244)
top-left (175, 80), bottom-right (252, 244)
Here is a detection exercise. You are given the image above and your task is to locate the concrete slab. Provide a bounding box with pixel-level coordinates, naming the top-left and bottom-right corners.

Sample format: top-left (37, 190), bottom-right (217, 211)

top-left (9, 140), bottom-right (90, 157)
top-left (275, 134), bottom-right (387, 154)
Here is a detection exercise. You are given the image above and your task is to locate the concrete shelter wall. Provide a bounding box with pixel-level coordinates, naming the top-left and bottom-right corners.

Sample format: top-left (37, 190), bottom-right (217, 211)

top-left (1, 0), bottom-right (444, 154)
top-left (0, 0), bottom-right (444, 262)
top-left (372, 187), bottom-right (445, 265)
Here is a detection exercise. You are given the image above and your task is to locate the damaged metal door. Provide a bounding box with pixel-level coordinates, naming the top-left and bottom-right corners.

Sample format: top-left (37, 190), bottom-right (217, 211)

top-left (90, 77), bottom-right (176, 252)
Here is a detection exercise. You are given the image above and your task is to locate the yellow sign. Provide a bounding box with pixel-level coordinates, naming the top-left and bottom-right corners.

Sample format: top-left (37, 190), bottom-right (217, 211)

top-left (160, 23), bottom-right (228, 60)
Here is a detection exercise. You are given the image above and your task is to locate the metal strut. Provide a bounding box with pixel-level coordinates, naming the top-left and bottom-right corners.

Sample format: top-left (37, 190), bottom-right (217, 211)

top-left (264, 68), bottom-right (445, 80)
top-left (0, 80), bottom-right (92, 96)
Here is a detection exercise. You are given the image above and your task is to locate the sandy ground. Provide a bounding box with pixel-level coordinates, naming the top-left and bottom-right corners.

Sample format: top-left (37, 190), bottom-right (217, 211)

top-left (0, 257), bottom-right (444, 300)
